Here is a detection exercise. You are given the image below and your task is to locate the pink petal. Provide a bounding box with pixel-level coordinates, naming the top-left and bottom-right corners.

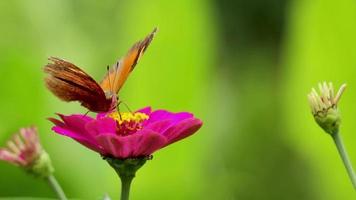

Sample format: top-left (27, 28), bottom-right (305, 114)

top-left (20, 127), bottom-right (39, 150)
top-left (144, 119), bottom-right (173, 133)
top-left (52, 126), bottom-right (104, 154)
top-left (162, 118), bottom-right (202, 146)
top-left (96, 130), bottom-right (166, 159)
top-left (48, 117), bottom-right (65, 126)
top-left (145, 110), bottom-right (193, 125)
top-left (136, 107), bottom-right (152, 115)
top-left (50, 114), bottom-right (96, 142)
top-left (169, 112), bottom-right (194, 123)
top-left (0, 149), bottom-right (25, 166)
top-left (58, 114), bottom-right (93, 133)
top-left (132, 130), bottom-right (167, 156)
top-left (85, 117), bottom-right (117, 136)
top-left (96, 112), bottom-right (108, 119)
top-left (95, 134), bottom-right (129, 158)
top-left (145, 110), bottom-right (173, 123)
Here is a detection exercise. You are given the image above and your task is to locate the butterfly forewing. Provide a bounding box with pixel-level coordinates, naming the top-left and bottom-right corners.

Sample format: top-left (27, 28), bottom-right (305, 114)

top-left (100, 28), bottom-right (157, 95)
top-left (44, 57), bottom-right (112, 112)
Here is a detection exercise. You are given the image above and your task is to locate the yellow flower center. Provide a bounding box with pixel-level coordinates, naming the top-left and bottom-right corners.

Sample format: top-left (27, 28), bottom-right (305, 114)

top-left (107, 112), bottom-right (149, 135)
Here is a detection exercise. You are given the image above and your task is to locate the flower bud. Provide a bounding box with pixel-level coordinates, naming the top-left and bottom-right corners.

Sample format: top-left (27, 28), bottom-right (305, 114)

top-left (0, 126), bottom-right (54, 178)
top-left (308, 82), bottom-right (346, 135)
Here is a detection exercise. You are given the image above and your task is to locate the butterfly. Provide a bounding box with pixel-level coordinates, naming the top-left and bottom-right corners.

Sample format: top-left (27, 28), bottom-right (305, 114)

top-left (44, 28), bottom-right (157, 113)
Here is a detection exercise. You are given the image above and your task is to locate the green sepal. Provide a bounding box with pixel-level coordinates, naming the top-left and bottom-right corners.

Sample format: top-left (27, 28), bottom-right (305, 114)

top-left (26, 150), bottom-right (54, 178)
top-left (314, 107), bottom-right (341, 135)
top-left (104, 156), bottom-right (151, 179)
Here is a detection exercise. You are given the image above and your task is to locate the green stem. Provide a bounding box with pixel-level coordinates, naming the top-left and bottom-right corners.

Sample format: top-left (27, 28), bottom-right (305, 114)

top-left (332, 132), bottom-right (356, 190)
top-left (120, 175), bottom-right (134, 200)
top-left (105, 157), bottom-right (149, 200)
top-left (46, 175), bottom-right (68, 200)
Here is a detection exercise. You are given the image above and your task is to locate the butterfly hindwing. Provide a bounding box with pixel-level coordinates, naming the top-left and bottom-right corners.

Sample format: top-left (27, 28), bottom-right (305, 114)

top-left (44, 57), bottom-right (112, 112)
top-left (100, 28), bottom-right (157, 95)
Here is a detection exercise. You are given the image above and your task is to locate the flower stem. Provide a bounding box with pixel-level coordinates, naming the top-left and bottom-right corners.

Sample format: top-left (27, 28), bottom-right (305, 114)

top-left (120, 175), bottom-right (134, 200)
top-left (105, 157), bottom-right (149, 200)
top-left (46, 175), bottom-right (68, 200)
top-left (332, 132), bottom-right (356, 190)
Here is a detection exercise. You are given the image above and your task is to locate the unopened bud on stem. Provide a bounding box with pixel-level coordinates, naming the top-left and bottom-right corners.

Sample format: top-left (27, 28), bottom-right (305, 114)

top-left (307, 82), bottom-right (346, 134)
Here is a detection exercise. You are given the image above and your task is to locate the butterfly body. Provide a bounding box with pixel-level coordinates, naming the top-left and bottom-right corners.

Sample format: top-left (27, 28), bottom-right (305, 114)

top-left (44, 28), bottom-right (157, 113)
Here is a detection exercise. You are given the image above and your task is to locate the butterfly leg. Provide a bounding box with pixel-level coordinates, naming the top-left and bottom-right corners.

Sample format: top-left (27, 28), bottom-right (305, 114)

top-left (118, 100), bottom-right (132, 113)
top-left (114, 100), bottom-right (123, 120)
top-left (82, 110), bottom-right (91, 118)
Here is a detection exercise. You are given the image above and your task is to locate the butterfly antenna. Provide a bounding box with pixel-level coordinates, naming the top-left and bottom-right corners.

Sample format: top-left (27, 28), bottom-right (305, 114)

top-left (106, 65), bottom-right (113, 95)
top-left (112, 61), bottom-right (120, 94)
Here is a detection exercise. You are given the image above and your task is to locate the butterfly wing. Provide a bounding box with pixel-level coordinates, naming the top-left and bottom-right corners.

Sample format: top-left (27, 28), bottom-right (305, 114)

top-left (100, 28), bottom-right (157, 95)
top-left (44, 57), bottom-right (112, 112)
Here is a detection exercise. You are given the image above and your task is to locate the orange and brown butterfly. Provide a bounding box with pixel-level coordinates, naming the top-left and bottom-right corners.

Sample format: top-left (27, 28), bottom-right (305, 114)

top-left (44, 28), bottom-right (157, 113)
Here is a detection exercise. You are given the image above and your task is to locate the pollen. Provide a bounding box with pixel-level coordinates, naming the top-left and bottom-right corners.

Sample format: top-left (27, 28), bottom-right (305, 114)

top-left (107, 111), bottom-right (149, 135)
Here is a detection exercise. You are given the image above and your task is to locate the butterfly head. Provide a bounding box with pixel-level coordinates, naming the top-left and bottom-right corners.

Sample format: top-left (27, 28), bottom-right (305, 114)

top-left (106, 94), bottom-right (119, 112)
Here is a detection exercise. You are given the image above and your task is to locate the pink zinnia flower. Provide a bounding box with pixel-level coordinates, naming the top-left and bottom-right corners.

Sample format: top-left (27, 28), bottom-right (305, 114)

top-left (0, 127), bottom-right (43, 167)
top-left (49, 107), bottom-right (203, 159)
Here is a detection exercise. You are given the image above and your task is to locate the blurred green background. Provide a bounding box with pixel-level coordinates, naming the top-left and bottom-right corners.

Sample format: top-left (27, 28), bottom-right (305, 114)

top-left (1, 0), bottom-right (356, 199)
